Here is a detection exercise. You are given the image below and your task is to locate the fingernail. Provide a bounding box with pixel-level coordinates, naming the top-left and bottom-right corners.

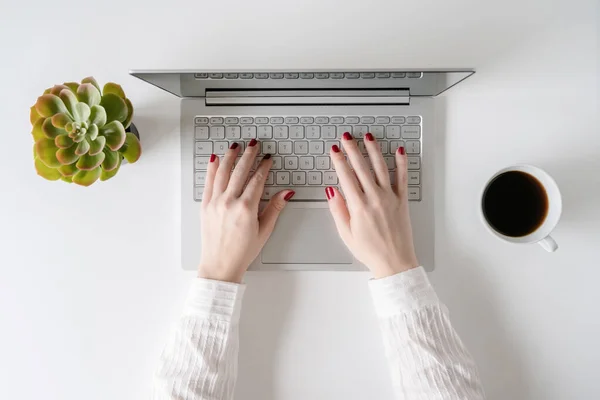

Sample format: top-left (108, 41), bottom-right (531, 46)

top-left (284, 191), bottom-right (295, 201)
top-left (248, 139), bottom-right (257, 147)
top-left (365, 133), bottom-right (374, 141)
top-left (263, 153), bottom-right (271, 160)
top-left (325, 187), bottom-right (335, 200)
top-left (209, 154), bottom-right (217, 162)
top-left (399, 146), bottom-right (405, 155)
top-left (343, 132), bottom-right (353, 141)
top-left (331, 144), bottom-right (340, 153)
top-left (230, 142), bottom-right (239, 150)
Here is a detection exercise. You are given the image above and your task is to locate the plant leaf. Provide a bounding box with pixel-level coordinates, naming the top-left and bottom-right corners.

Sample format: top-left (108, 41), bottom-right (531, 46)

top-left (56, 145), bottom-right (79, 165)
top-left (75, 139), bottom-right (90, 155)
top-left (123, 98), bottom-right (134, 128)
top-left (35, 94), bottom-right (68, 118)
top-left (58, 163), bottom-right (78, 177)
top-left (89, 136), bottom-right (106, 155)
top-left (63, 82), bottom-right (79, 93)
top-left (42, 117), bottom-right (66, 139)
top-left (87, 124), bottom-right (98, 141)
top-left (99, 120), bottom-right (126, 150)
top-left (60, 176), bottom-right (73, 183)
top-left (73, 102), bottom-right (91, 123)
top-left (35, 138), bottom-right (61, 168)
top-left (51, 113), bottom-right (72, 128)
top-left (34, 157), bottom-right (61, 181)
top-left (81, 77), bottom-right (101, 92)
top-left (76, 152), bottom-right (105, 171)
top-left (102, 82), bottom-right (126, 98)
top-left (102, 149), bottom-right (120, 171)
top-left (73, 167), bottom-right (101, 186)
top-left (120, 132), bottom-right (142, 163)
top-left (30, 105), bottom-right (42, 125)
top-left (59, 89), bottom-right (78, 117)
top-left (31, 118), bottom-right (45, 142)
top-left (55, 134), bottom-right (74, 149)
top-left (99, 93), bottom-right (127, 123)
top-left (100, 155), bottom-right (121, 181)
top-left (49, 84), bottom-right (71, 96)
top-left (89, 105), bottom-right (107, 127)
top-left (77, 83), bottom-right (101, 107)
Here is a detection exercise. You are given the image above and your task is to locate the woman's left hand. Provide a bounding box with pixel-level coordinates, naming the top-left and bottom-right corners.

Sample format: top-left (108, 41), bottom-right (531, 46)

top-left (198, 141), bottom-right (294, 283)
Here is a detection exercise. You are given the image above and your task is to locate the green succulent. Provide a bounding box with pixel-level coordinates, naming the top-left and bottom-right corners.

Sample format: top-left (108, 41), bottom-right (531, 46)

top-left (30, 77), bottom-right (141, 186)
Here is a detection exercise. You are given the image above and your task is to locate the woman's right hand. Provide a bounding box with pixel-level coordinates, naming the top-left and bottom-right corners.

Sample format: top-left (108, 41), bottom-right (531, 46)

top-left (326, 132), bottom-right (419, 279)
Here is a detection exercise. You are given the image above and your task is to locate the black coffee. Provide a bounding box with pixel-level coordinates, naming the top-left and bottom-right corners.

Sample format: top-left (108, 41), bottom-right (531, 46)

top-left (482, 171), bottom-right (548, 237)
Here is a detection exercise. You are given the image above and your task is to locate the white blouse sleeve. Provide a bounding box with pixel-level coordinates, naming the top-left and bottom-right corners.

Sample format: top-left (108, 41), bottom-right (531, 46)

top-left (369, 266), bottom-right (485, 400)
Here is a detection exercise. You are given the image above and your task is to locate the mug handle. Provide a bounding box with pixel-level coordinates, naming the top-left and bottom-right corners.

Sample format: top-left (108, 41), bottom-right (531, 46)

top-left (538, 236), bottom-right (558, 252)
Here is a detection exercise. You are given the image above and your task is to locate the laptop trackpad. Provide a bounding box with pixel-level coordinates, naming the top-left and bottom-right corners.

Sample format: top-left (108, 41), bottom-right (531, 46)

top-left (262, 208), bottom-right (353, 264)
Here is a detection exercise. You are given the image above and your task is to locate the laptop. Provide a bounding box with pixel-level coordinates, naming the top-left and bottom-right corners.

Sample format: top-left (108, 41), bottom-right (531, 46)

top-left (130, 69), bottom-right (474, 272)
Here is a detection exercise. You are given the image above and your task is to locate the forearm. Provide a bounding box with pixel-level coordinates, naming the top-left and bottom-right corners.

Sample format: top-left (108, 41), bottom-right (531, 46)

top-left (370, 267), bottom-right (485, 400)
top-left (153, 279), bottom-right (245, 400)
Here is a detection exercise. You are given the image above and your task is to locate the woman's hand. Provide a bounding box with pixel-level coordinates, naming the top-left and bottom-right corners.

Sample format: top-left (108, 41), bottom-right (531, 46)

top-left (326, 132), bottom-right (419, 279)
top-left (198, 140), bottom-right (294, 283)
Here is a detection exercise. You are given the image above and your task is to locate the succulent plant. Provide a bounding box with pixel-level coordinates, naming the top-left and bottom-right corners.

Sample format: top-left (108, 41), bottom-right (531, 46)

top-left (30, 77), bottom-right (141, 186)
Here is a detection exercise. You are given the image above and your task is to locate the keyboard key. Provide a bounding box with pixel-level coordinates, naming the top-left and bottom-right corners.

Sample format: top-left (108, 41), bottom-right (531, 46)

top-left (330, 116), bottom-right (344, 124)
top-left (195, 186), bottom-right (205, 200)
top-left (294, 141), bottom-right (309, 154)
top-left (300, 116), bottom-right (314, 124)
top-left (226, 126), bottom-right (241, 139)
top-left (402, 125), bottom-right (421, 139)
top-left (271, 156), bottom-right (283, 170)
top-left (357, 141), bottom-right (367, 154)
top-left (309, 141), bottom-right (324, 154)
top-left (284, 156), bottom-right (299, 170)
top-left (361, 72), bottom-right (375, 79)
top-left (378, 142), bottom-right (389, 153)
top-left (258, 126), bottom-right (273, 139)
top-left (324, 171), bottom-right (338, 185)
top-left (345, 116), bottom-right (360, 124)
top-left (210, 117), bottom-right (224, 124)
top-left (285, 117), bottom-right (299, 124)
top-left (255, 117), bottom-right (269, 124)
top-left (391, 116), bottom-right (406, 124)
top-left (407, 157), bottom-right (421, 170)
top-left (300, 156), bottom-right (314, 170)
top-left (308, 171), bottom-right (322, 185)
top-left (240, 73), bottom-right (253, 79)
top-left (270, 117), bottom-right (284, 124)
top-left (262, 141), bottom-right (277, 154)
top-left (241, 126), bottom-right (257, 139)
top-left (376, 116), bottom-right (390, 124)
top-left (224, 117), bottom-right (239, 125)
top-left (376, 72), bottom-right (390, 78)
top-left (315, 72), bottom-right (329, 79)
top-left (255, 73), bottom-right (268, 79)
top-left (407, 116), bottom-right (421, 124)
top-left (214, 141), bottom-right (229, 155)
top-left (195, 141), bottom-right (213, 155)
top-left (276, 171), bottom-right (290, 185)
top-left (321, 126), bottom-right (336, 139)
top-left (330, 72), bottom-right (344, 79)
top-left (345, 72), bottom-right (359, 79)
top-left (389, 140), bottom-right (405, 154)
top-left (274, 126), bottom-right (289, 139)
top-left (195, 172), bottom-right (207, 185)
top-left (195, 117), bottom-right (209, 124)
top-left (354, 125), bottom-right (368, 138)
top-left (391, 72), bottom-right (406, 78)
top-left (384, 156), bottom-right (395, 170)
top-left (266, 171), bottom-right (274, 185)
top-left (337, 126), bottom-right (352, 138)
top-left (360, 116), bottom-right (375, 124)
top-left (290, 126), bottom-right (304, 139)
top-left (389, 171), bottom-right (396, 185)
top-left (270, 73), bottom-right (284, 79)
top-left (210, 126), bottom-right (225, 139)
top-left (306, 126), bottom-right (320, 139)
top-left (386, 126), bottom-right (401, 139)
top-left (315, 116), bottom-right (329, 124)
top-left (209, 73), bottom-right (223, 79)
top-left (194, 73), bottom-right (208, 79)
top-left (407, 72), bottom-right (422, 78)
top-left (278, 141), bottom-right (293, 154)
top-left (263, 186), bottom-right (327, 201)
top-left (408, 171), bottom-right (420, 185)
top-left (407, 186), bottom-right (421, 200)
top-left (325, 140), bottom-right (340, 153)
top-left (370, 125), bottom-right (385, 139)
top-left (316, 156), bottom-right (330, 170)
top-left (224, 73), bottom-right (238, 79)
top-left (292, 171), bottom-right (306, 185)
top-left (285, 73), bottom-right (299, 79)
top-left (300, 73), bottom-right (314, 79)
top-left (240, 117), bottom-right (254, 124)
top-left (195, 156), bottom-right (211, 170)
top-left (195, 126), bottom-right (209, 139)
top-left (406, 140), bottom-right (421, 154)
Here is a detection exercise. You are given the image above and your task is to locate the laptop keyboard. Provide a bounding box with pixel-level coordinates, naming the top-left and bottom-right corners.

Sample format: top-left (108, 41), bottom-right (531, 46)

top-left (193, 116), bottom-right (422, 201)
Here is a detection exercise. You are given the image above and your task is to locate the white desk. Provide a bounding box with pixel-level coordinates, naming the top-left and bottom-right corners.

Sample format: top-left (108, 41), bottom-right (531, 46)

top-left (1, 1), bottom-right (598, 399)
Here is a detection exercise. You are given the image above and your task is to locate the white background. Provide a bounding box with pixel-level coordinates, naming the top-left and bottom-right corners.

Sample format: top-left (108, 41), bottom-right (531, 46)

top-left (1, 0), bottom-right (598, 399)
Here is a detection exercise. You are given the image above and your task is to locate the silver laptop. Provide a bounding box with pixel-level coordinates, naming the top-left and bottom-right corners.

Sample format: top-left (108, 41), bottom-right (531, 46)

top-left (130, 69), bottom-right (474, 272)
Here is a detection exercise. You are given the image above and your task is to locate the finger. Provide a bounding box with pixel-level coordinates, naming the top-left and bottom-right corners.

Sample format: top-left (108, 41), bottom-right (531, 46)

top-left (213, 142), bottom-right (241, 194)
top-left (329, 143), bottom-right (363, 205)
top-left (258, 189), bottom-right (295, 240)
top-left (243, 154), bottom-right (273, 204)
top-left (202, 154), bottom-right (218, 205)
top-left (227, 139), bottom-right (260, 197)
top-left (341, 132), bottom-right (378, 192)
top-left (364, 133), bottom-right (391, 188)
top-left (325, 186), bottom-right (351, 242)
top-left (394, 146), bottom-right (408, 198)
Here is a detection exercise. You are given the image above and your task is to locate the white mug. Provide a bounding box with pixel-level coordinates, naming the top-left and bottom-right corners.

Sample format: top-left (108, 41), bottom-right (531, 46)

top-left (480, 164), bottom-right (562, 252)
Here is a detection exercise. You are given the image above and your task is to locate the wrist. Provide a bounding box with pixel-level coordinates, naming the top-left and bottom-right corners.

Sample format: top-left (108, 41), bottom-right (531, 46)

top-left (197, 262), bottom-right (245, 284)
top-left (370, 258), bottom-right (419, 279)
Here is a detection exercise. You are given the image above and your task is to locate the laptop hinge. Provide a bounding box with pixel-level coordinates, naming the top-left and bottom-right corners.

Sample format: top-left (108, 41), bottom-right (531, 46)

top-left (205, 89), bottom-right (410, 106)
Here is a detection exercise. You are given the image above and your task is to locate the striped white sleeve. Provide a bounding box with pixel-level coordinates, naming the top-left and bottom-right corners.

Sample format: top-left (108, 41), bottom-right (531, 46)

top-left (369, 267), bottom-right (485, 400)
top-left (152, 278), bottom-right (245, 400)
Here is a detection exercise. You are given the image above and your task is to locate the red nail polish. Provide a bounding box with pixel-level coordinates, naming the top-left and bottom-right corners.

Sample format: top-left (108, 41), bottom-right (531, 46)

top-left (325, 187), bottom-right (335, 200)
top-left (331, 144), bottom-right (340, 153)
top-left (284, 191), bottom-right (295, 201)
top-left (365, 133), bottom-right (374, 141)
top-left (248, 139), bottom-right (257, 147)
top-left (230, 142), bottom-right (239, 150)
top-left (263, 153), bottom-right (271, 160)
top-left (209, 154), bottom-right (217, 162)
top-left (399, 146), bottom-right (405, 155)
top-left (343, 132), bottom-right (353, 141)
